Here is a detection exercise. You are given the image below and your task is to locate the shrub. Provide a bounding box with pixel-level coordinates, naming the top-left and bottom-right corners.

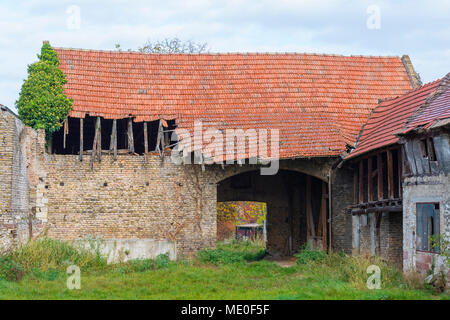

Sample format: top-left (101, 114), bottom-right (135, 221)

top-left (295, 245), bottom-right (327, 265)
top-left (197, 240), bottom-right (266, 265)
top-left (155, 253), bottom-right (171, 269)
top-left (0, 257), bottom-right (25, 281)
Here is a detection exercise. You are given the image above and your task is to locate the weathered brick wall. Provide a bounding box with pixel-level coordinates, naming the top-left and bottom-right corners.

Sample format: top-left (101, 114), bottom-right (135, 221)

top-left (387, 213), bottom-right (403, 267)
top-left (42, 156), bottom-right (340, 257)
top-left (43, 155), bottom-right (218, 256)
top-left (0, 107), bottom-right (14, 216)
top-left (1, 107), bottom-right (20, 252)
top-left (2, 112), bottom-right (354, 257)
top-left (355, 212), bottom-right (403, 266)
top-left (0, 107), bottom-right (46, 252)
top-left (331, 166), bottom-right (353, 254)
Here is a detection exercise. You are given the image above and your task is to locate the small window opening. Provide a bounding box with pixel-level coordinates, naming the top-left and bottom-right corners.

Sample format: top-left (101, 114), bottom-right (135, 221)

top-left (416, 203), bottom-right (440, 252)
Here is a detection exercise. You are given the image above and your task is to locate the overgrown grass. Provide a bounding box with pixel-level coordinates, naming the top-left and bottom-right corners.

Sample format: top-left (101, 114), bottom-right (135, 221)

top-left (0, 238), bottom-right (107, 281)
top-left (294, 245), bottom-right (406, 290)
top-left (0, 238), bottom-right (448, 300)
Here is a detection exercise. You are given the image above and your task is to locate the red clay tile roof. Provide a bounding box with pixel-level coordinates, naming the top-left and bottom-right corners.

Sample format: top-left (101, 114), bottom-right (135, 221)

top-left (54, 47), bottom-right (414, 159)
top-left (348, 75), bottom-right (448, 159)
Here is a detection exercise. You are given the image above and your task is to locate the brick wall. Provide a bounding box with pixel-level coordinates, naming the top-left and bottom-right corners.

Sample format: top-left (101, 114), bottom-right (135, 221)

top-left (0, 107), bottom-right (14, 216)
top-left (331, 166), bottom-right (354, 254)
top-left (1, 112), bottom-right (356, 257)
top-left (43, 155), bottom-right (218, 256)
top-left (0, 107), bottom-right (46, 252)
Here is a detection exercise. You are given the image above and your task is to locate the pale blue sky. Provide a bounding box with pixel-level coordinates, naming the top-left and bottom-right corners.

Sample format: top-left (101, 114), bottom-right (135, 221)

top-left (1, 0), bottom-right (449, 112)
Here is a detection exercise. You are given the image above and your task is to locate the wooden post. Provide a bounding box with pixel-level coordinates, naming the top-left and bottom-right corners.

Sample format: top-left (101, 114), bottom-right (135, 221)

top-left (353, 170), bottom-right (358, 204)
top-left (90, 117), bottom-right (100, 169)
top-left (156, 120), bottom-right (164, 158)
top-left (97, 118), bottom-right (102, 162)
top-left (79, 118), bottom-right (83, 161)
top-left (113, 120), bottom-right (117, 160)
top-left (320, 181), bottom-right (327, 250)
top-left (109, 119), bottom-right (115, 153)
top-left (109, 119), bottom-right (117, 160)
top-left (387, 150), bottom-right (394, 199)
top-left (367, 157), bottom-right (373, 202)
top-left (127, 117), bottom-right (134, 154)
top-left (359, 161), bottom-right (364, 203)
top-left (377, 153), bottom-right (383, 200)
top-left (144, 122), bottom-right (148, 162)
top-left (306, 175), bottom-right (315, 241)
top-left (63, 118), bottom-right (68, 149)
top-left (398, 148), bottom-right (403, 197)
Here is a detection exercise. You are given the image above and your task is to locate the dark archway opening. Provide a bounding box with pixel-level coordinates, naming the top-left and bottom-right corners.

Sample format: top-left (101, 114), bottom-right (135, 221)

top-left (217, 170), bottom-right (329, 257)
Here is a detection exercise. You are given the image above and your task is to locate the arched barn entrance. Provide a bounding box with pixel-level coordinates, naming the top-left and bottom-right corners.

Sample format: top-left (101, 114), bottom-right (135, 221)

top-left (217, 170), bottom-right (329, 257)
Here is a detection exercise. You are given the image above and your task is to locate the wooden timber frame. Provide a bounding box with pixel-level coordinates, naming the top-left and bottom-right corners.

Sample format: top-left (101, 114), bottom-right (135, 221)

top-left (54, 115), bottom-right (177, 169)
top-left (348, 146), bottom-right (403, 215)
top-left (305, 175), bottom-right (329, 251)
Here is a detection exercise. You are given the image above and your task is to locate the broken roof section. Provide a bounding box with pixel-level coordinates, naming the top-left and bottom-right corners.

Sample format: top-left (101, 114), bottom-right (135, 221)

top-left (401, 73), bottom-right (450, 133)
top-left (54, 47), bottom-right (414, 159)
top-left (348, 72), bottom-right (450, 159)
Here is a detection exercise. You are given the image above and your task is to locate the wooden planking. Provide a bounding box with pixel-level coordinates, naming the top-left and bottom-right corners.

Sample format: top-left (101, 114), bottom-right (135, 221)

top-left (377, 153), bottom-right (383, 200)
top-left (353, 170), bottom-right (358, 204)
top-left (387, 150), bottom-right (394, 199)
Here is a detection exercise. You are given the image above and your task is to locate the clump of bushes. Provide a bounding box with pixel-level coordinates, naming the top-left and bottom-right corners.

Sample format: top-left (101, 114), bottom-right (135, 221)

top-left (197, 240), bottom-right (266, 265)
top-left (295, 244), bottom-right (327, 264)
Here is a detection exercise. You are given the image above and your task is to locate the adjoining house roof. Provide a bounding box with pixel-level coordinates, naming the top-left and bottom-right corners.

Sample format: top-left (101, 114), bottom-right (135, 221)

top-left (347, 73), bottom-right (450, 160)
top-left (54, 47), bottom-right (414, 159)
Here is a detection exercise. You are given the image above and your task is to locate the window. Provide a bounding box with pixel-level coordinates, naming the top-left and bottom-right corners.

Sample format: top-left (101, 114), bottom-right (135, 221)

top-left (416, 203), bottom-right (440, 252)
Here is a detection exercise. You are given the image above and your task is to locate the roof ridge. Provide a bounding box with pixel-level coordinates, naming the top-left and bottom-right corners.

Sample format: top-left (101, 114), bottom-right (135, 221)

top-left (52, 46), bottom-right (402, 59)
